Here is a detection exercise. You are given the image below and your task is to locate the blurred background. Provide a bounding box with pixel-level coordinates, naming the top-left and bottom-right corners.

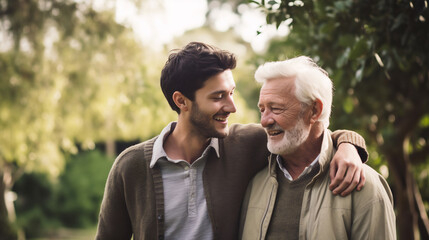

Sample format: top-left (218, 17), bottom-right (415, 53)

top-left (0, 0), bottom-right (428, 239)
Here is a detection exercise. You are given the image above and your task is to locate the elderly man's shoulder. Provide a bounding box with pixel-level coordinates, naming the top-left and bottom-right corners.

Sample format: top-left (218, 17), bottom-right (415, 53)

top-left (352, 164), bottom-right (394, 206)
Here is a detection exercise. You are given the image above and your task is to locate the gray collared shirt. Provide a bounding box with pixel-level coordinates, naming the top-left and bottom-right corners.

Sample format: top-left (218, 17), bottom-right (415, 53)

top-left (150, 122), bottom-right (219, 240)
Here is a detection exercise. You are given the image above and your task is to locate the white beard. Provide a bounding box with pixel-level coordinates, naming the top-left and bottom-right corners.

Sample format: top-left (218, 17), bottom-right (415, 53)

top-left (266, 118), bottom-right (310, 155)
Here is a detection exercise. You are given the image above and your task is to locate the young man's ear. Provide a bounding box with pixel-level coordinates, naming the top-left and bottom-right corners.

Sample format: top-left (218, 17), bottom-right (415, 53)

top-left (172, 91), bottom-right (190, 112)
top-left (309, 99), bottom-right (323, 124)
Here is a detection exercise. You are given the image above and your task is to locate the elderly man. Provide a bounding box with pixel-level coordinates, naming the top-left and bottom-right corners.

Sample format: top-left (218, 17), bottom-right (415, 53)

top-left (240, 56), bottom-right (396, 239)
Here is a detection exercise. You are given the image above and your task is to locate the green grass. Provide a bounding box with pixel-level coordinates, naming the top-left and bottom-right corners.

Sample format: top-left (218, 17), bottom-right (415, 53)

top-left (30, 227), bottom-right (96, 240)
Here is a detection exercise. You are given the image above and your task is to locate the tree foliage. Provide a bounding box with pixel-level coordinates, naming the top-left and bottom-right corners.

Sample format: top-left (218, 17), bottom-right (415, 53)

top-left (0, 0), bottom-right (174, 176)
top-left (249, 0), bottom-right (429, 239)
top-left (0, 0), bottom-right (174, 235)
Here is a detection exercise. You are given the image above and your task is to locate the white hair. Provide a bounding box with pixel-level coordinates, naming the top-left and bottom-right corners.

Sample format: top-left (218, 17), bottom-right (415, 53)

top-left (255, 56), bottom-right (333, 128)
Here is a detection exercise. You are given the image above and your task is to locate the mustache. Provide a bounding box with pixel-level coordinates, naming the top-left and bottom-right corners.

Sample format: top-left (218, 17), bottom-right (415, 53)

top-left (264, 124), bottom-right (283, 132)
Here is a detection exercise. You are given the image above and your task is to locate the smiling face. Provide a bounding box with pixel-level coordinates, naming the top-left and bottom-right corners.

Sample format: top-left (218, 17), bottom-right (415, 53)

top-left (188, 69), bottom-right (237, 139)
top-left (258, 77), bottom-right (310, 155)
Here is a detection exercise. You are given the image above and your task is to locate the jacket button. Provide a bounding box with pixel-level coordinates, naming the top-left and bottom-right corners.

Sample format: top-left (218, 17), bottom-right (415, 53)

top-left (157, 214), bottom-right (163, 220)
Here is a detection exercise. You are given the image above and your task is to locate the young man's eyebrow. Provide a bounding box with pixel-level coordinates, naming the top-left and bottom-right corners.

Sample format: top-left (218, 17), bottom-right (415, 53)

top-left (210, 90), bottom-right (226, 94)
top-left (209, 90), bottom-right (229, 96)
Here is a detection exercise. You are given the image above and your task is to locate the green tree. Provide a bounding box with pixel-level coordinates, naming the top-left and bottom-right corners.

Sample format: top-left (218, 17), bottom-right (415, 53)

top-left (12, 172), bottom-right (60, 237)
top-left (249, 0), bottom-right (429, 239)
top-left (0, 0), bottom-right (173, 235)
top-left (12, 150), bottom-right (113, 237)
top-left (54, 150), bottom-right (113, 229)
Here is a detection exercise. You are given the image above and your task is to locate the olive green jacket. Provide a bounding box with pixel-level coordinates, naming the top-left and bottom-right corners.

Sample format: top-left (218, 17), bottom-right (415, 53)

top-left (240, 130), bottom-right (396, 240)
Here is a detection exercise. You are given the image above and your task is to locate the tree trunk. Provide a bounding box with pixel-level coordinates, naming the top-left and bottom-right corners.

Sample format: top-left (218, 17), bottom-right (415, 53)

top-left (389, 158), bottom-right (418, 239)
top-left (106, 138), bottom-right (116, 158)
top-left (105, 112), bottom-right (116, 158)
top-left (385, 140), bottom-right (429, 240)
top-left (0, 169), bottom-right (17, 239)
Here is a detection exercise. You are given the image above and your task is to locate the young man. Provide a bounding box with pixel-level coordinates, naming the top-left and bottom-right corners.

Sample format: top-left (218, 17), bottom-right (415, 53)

top-left (96, 42), bottom-right (368, 240)
top-left (240, 56), bottom-right (396, 239)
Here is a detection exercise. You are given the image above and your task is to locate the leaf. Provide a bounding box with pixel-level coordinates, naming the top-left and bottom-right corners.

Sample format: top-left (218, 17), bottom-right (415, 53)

top-left (390, 13), bottom-right (407, 32)
top-left (248, 0), bottom-right (261, 6)
top-left (355, 62), bottom-right (365, 83)
top-left (333, 1), bottom-right (347, 11)
top-left (338, 34), bottom-right (355, 48)
top-left (319, 22), bottom-right (336, 35)
top-left (349, 37), bottom-right (369, 59)
top-left (343, 96), bottom-right (354, 113)
top-left (336, 47), bottom-right (351, 68)
top-left (420, 115), bottom-right (429, 127)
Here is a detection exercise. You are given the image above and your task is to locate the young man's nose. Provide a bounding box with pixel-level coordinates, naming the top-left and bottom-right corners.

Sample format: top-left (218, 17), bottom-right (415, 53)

top-left (225, 95), bottom-right (237, 113)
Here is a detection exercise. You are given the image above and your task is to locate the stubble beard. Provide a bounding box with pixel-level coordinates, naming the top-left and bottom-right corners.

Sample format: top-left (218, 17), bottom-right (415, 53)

top-left (267, 118), bottom-right (310, 155)
top-left (189, 102), bottom-right (228, 139)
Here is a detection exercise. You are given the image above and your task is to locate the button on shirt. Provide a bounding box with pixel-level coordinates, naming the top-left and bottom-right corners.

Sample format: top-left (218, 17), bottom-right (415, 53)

top-left (150, 122), bottom-right (220, 240)
top-left (276, 155), bottom-right (320, 181)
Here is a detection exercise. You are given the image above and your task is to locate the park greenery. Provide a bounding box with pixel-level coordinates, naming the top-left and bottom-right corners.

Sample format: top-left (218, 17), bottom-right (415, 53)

top-left (12, 150), bottom-right (113, 238)
top-left (0, 1), bottom-right (172, 238)
top-left (0, 0), bottom-right (428, 239)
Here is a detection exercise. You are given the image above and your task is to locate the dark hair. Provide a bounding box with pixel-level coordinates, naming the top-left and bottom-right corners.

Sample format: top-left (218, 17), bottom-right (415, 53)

top-left (160, 42), bottom-right (237, 113)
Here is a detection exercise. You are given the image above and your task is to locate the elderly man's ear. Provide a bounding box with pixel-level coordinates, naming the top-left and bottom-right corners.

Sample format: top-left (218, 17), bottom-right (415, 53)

top-left (309, 99), bottom-right (323, 124)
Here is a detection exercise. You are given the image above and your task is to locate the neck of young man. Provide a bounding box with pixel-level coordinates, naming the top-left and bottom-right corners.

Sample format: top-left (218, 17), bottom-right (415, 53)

top-left (280, 124), bottom-right (324, 180)
top-left (163, 120), bottom-right (211, 164)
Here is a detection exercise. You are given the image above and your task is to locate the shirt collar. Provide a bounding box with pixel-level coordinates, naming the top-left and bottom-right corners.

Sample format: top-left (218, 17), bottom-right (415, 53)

top-left (276, 154), bottom-right (320, 181)
top-left (150, 122), bottom-right (220, 168)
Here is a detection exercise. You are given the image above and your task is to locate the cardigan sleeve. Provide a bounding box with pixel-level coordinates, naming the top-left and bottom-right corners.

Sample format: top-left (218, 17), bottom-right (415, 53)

top-left (331, 130), bottom-right (368, 163)
top-left (96, 155), bottom-right (133, 240)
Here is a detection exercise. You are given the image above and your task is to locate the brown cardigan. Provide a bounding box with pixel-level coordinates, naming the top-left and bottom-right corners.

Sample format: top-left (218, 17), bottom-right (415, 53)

top-left (96, 123), bottom-right (366, 240)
